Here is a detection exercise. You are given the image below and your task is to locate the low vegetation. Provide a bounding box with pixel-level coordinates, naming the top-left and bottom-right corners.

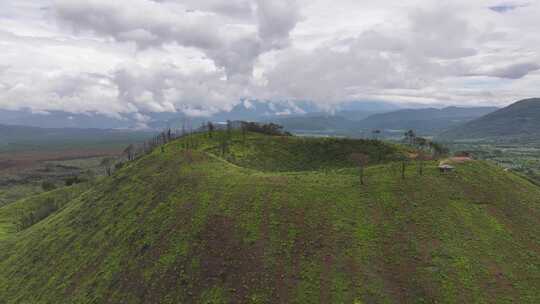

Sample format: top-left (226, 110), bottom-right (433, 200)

top-left (0, 156), bottom-right (118, 208)
top-left (0, 131), bottom-right (539, 303)
top-left (448, 142), bottom-right (540, 185)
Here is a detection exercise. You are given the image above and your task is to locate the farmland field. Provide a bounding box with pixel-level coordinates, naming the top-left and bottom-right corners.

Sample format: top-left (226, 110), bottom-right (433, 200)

top-left (0, 148), bottom-right (124, 207)
top-left (447, 141), bottom-right (540, 185)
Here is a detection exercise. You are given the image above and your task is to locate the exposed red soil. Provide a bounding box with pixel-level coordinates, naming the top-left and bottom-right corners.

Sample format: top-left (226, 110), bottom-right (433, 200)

top-left (320, 252), bottom-right (335, 303)
top-left (195, 214), bottom-right (271, 303)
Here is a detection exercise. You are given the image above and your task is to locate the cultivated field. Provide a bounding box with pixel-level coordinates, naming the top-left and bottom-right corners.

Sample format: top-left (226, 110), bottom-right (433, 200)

top-left (0, 148), bottom-right (123, 207)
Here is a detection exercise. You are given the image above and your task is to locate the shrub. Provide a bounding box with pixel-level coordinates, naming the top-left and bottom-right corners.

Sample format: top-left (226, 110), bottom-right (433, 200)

top-left (41, 181), bottom-right (57, 192)
top-left (241, 122), bottom-right (291, 136)
top-left (65, 176), bottom-right (86, 186)
top-left (114, 162), bottom-right (125, 170)
top-left (18, 198), bottom-right (58, 231)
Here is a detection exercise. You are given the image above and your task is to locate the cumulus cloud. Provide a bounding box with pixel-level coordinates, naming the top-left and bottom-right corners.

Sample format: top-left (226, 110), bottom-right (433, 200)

top-left (55, 0), bottom-right (224, 50)
top-left (0, 0), bottom-right (539, 119)
top-left (257, 0), bottom-right (301, 49)
top-left (475, 62), bottom-right (540, 79)
top-left (54, 0), bottom-right (300, 76)
top-left (258, 5), bottom-right (489, 106)
top-left (112, 63), bottom-right (248, 114)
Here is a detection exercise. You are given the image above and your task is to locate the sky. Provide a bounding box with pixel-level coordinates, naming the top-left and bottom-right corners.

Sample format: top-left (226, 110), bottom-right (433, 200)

top-left (0, 0), bottom-right (539, 121)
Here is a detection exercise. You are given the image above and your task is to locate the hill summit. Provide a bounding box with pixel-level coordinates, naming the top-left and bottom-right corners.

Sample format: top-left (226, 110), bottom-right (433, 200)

top-left (1, 131), bottom-right (539, 303)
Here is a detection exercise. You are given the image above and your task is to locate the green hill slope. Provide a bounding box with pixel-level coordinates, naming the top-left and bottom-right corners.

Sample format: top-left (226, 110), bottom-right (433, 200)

top-left (439, 98), bottom-right (540, 142)
top-left (0, 132), bottom-right (539, 303)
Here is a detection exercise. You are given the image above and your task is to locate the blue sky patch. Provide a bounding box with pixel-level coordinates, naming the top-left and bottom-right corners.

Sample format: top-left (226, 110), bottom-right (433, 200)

top-left (489, 3), bottom-right (528, 13)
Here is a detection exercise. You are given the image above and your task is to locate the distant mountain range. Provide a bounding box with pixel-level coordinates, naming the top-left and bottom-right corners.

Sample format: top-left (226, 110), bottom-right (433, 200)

top-left (273, 115), bottom-right (358, 134)
top-left (12, 100), bottom-right (540, 141)
top-left (355, 106), bottom-right (499, 135)
top-left (2, 98), bottom-right (540, 146)
top-left (273, 106), bottom-right (498, 137)
top-left (439, 98), bottom-right (540, 142)
top-left (0, 100), bottom-right (410, 131)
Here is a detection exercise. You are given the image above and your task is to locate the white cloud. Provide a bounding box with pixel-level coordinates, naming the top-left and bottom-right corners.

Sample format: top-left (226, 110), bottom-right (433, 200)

top-left (0, 0), bottom-right (539, 118)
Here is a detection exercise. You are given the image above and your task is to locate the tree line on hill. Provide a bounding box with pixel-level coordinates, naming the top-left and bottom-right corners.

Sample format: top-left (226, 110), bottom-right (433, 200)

top-left (67, 121), bottom-right (451, 190)
top-left (35, 120), bottom-right (451, 194)
top-left (349, 129), bottom-right (450, 186)
top-left (112, 121), bottom-right (292, 169)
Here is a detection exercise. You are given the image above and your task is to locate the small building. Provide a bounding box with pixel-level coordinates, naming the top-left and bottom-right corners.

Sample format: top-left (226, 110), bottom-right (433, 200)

top-left (438, 164), bottom-right (455, 173)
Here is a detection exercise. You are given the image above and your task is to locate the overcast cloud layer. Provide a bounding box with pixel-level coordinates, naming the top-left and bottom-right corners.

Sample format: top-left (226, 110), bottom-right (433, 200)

top-left (1, 0), bottom-right (539, 121)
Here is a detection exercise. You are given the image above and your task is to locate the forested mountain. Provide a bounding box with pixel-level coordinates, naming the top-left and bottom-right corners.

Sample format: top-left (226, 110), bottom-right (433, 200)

top-left (273, 115), bottom-right (357, 133)
top-left (440, 98), bottom-right (540, 141)
top-left (357, 106), bottom-right (498, 135)
top-left (0, 103), bottom-right (499, 138)
top-left (274, 106), bottom-right (498, 136)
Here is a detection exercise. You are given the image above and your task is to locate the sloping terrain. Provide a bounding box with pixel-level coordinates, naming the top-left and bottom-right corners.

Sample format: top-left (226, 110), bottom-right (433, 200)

top-left (0, 132), bottom-right (539, 303)
top-left (440, 98), bottom-right (540, 141)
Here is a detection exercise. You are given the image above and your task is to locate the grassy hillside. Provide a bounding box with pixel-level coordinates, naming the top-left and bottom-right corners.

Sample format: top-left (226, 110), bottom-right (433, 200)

top-left (440, 98), bottom-right (540, 142)
top-left (0, 183), bottom-right (90, 240)
top-left (0, 132), bottom-right (539, 303)
top-left (200, 132), bottom-right (404, 172)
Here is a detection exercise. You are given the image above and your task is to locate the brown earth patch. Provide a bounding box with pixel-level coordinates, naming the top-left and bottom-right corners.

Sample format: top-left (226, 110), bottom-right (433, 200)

top-left (484, 262), bottom-right (517, 302)
top-left (376, 185), bottom-right (435, 303)
top-left (193, 214), bottom-right (271, 303)
top-left (440, 157), bottom-right (473, 166)
top-left (0, 148), bottom-right (121, 173)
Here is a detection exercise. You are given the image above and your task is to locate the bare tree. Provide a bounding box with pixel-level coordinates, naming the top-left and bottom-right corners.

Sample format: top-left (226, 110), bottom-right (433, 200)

top-left (167, 128), bottom-right (172, 142)
top-left (415, 151), bottom-right (430, 176)
top-left (372, 129), bottom-right (381, 140)
top-left (429, 141), bottom-right (449, 159)
top-left (414, 136), bottom-right (428, 149)
top-left (124, 144), bottom-right (135, 161)
top-left (161, 131), bottom-right (167, 145)
top-left (404, 129), bottom-right (416, 145)
top-left (207, 121), bottom-right (215, 138)
top-left (220, 133), bottom-right (229, 156)
top-left (226, 120), bottom-right (232, 137)
top-left (241, 121), bottom-right (247, 144)
top-left (391, 154), bottom-right (409, 179)
top-left (100, 157), bottom-right (115, 176)
top-left (349, 153), bottom-right (370, 185)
